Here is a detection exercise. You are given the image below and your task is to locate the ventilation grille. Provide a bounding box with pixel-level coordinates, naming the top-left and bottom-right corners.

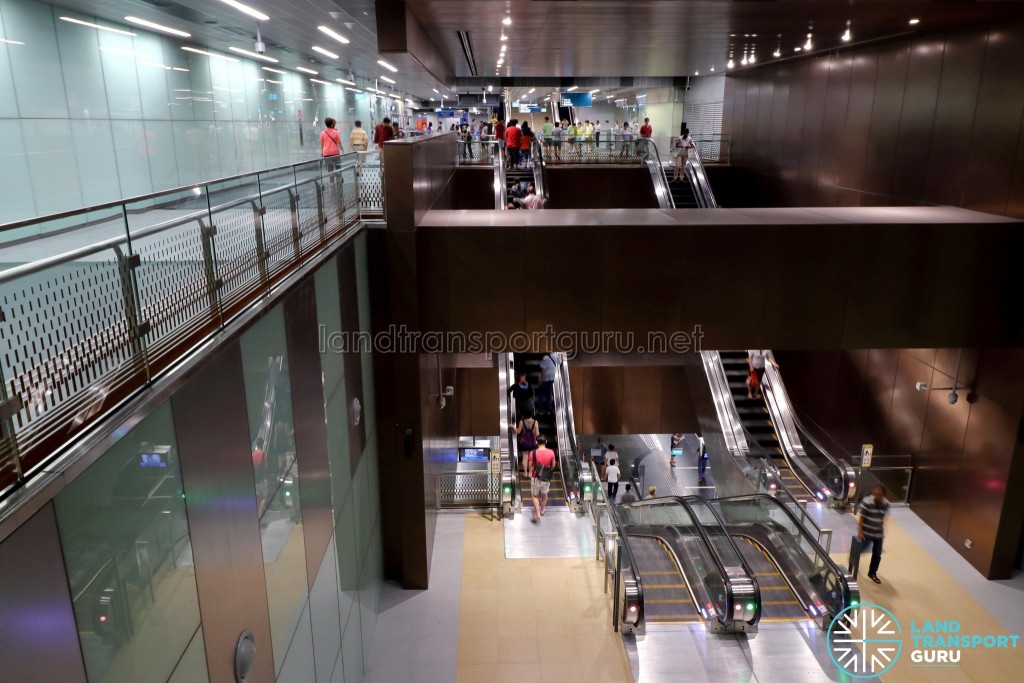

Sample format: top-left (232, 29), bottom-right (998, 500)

top-left (456, 30), bottom-right (478, 77)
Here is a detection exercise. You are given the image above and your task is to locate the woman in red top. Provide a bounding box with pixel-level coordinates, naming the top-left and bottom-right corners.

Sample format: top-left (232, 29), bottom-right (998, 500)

top-left (519, 122), bottom-right (535, 168)
top-left (320, 118), bottom-right (343, 172)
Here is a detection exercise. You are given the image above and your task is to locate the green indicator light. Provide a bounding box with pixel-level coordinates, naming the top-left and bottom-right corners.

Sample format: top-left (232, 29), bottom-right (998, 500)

top-left (583, 484), bottom-right (592, 493)
top-left (851, 600), bottom-right (859, 606)
top-left (746, 603), bottom-right (755, 611)
top-left (503, 486), bottom-right (512, 493)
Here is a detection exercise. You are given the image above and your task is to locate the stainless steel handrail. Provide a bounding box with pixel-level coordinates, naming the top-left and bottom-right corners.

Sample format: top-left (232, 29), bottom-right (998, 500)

top-left (642, 140), bottom-right (675, 209)
top-left (530, 139), bottom-right (549, 205)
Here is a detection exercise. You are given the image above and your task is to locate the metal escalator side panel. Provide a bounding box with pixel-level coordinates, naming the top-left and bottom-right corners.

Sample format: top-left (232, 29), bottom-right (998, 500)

top-left (495, 146), bottom-right (507, 210)
top-left (625, 534), bottom-right (701, 625)
top-left (499, 353), bottom-right (518, 513)
top-left (700, 351), bottom-right (749, 459)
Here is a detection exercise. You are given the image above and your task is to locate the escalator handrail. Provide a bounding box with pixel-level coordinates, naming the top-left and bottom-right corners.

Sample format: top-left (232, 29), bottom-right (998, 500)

top-left (642, 140), bottom-right (675, 209)
top-left (605, 489), bottom-right (646, 629)
top-left (552, 355), bottom-right (586, 505)
top-left (762, 355), bottom-right (857, 502)
top-left (688, 145), bottom-right (719, 208)
top-left (619, 496), bottom-right (743, 627)
top-left (494, 142), bottom-right (507, 210)
top-left (501, 352), bottom-right (520, 507)
top-left (530, 138), bottom-right (549, 205)
top-left (714, 493), bottom-right (858, 615)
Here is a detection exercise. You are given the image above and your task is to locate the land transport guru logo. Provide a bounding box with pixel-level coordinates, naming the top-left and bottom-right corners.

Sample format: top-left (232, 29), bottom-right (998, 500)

top-left (828, 603), bottom-right (1021, 678)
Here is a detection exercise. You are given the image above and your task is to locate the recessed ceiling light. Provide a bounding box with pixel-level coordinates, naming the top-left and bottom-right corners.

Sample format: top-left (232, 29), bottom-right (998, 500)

top-left (337, 78), bottom-right (356, 86)
top-left (749, 54), bottom-right (756, 64)
top-left (502, 16), bottom-right (512, 26)
top-left (500, 34), bottom-right (508, 41)
top-left (804, 33), bottom-right (813, 50)
top-left (229, 46), bottom-right (278, 63)
top-left (794, 46), bottom-right (803, 52)
top-left (710, 65), bottom-right (715, 72)
top-left (182, 46), bottom-right (239, 62)
top-left (124, 16), bottom-right (191, 38)
top-left (589, 89), bottom-right (600, 94)
top-left (59, 17), bottom-right (136, 36)
top-left (313, 46), bottom-right (339, 59)
top-left (773, 49), bottom-right (781, 57)
top-left (317, 25), bottom-right (350, 44)
top-left (567, 85), bottom-right (578, 91)
top-left (727, 59), bottom-right (735, 68)
top-left (529, 88), bottom-right (536, 93)
top-left (380, 75), bottom-right (396, 84)
top-left (217, 0), bottom-right (269, 22)
top-left (378, 59), bottom-right (398, 72)
top-left (310, 78), bottom-right (330, 85)
top-left (296, 66), bottom-right (318, 75)
top-left (488, 85), bottom-right (493, 92)
top-left (345, 87), bottom-right (362, 93)
top-left (909, 18), bottom-right (920, 25)
top-left (263, 66), bottom-right (285, 74)
top-left (694, 70), bottom-right (699, 76)
top-left (0, 38), bottom-right (24, 45)
top-left (842, 21), bottom-right (852, 42)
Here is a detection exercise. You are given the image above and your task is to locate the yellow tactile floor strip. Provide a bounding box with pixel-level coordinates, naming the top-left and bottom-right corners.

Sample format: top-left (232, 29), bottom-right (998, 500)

top-left (456, 513), bottom-right (634, 683)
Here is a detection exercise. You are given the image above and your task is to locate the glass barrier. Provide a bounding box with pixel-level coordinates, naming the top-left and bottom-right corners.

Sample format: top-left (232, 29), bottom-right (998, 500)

top-left (0, 153), bottom-right (369, 497)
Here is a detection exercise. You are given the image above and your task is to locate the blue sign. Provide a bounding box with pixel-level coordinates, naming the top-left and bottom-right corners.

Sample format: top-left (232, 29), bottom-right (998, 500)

top-left (561, 92), bottom-right (593, 107)
top-left (267, 93), bottom-right (278, 101)
top-left (437, 109), bottom-right (456, 118)
top-left (518, 104), bottom-right (546, 113)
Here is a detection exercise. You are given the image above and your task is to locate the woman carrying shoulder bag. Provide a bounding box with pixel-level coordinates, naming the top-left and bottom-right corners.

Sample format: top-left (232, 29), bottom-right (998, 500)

top-left (514, 411), bottom-right (540, 476)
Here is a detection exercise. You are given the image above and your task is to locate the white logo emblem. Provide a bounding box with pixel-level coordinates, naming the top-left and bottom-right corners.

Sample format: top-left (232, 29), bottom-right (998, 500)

top-left (350, 397), bottom-right (362, 427)
top-left (828, 603), bottom-right (903, 678)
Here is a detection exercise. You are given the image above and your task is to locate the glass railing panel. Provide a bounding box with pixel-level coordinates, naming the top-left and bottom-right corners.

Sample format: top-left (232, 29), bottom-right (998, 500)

top-left (202, 174), bottom-right (265, 315)
top-left (682, 497), bottom-right (745, 570)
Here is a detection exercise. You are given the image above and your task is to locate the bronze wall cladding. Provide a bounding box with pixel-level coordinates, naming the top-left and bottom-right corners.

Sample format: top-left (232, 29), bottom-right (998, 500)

top-left (568, 365), bottom-right (699, 435)
top-left (776, 347), bottom-right (1024, 578)
top-left (417, 212), bottom-right (1023, 350)
top-left (456, 367), bottom-right (500, 436)
top-left (721, 22), bottom-right (1024, 217)
top-left (172, 344), bottom-right (275, 683)
top-left (283, 279), bottom-right (334, 588)
top-left (451, 168), bottom-right (497, 210)
top-left (545, 167), bottom-right (660, 209)
top-left (0, 503), bottom-right (87, 683)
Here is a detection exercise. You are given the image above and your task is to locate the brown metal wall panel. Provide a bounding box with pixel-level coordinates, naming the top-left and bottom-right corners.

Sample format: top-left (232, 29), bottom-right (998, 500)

top-left (862, 42), bottom-right (910, 198)
top-left (622, 367), bottom-right (663, 434)
top-left (834, 349), bottom-right (870, 455)
top-left (963, 26), bottom-right (1024, 215)
top-left (752, 77), bottom-right (774, 170)
top-left (890, 352), bottom-right (933, 457)
top-left (583, 367), bottom-right (624, 434)
top-left (838, 49), bottom-right (880, 191)
top-left (760, 225), bottom-right (849, 348)
top-left (283, 280), bottom-right (334, 587)
top-left (658, 365), bottom-right (700, 434)
top-left (599, 226), bottom-right (685, 339)
top-left (740, 79), bottom-right (760, 169)
top-left (819, 53), bottom-right (853, 187)
top-left (545, 168), bottom-right (660, 209)
top-left (445, 226), bottom-right (525, 338)
top-left (1007, 126), bottom-right (1024, 219)
top-left (452, 168), bottom-right (500, 210)
top-left (860, 348), bottom-right (900, 455)
top-left (798, 56), bottom-right (830, 183)
top-left (891, 37), bottom-right (946, 202)
top-left (973, 349), bottom-right (1024, 414)
top-left (947, 396), bottom-right (1018, 576)
top-left (525, 224), bottom-right (603, 337)
top-left (925, 31), bottom-right (988, 206)
top-left (767, 67), bottom-right (791, 174)
top-left (569, 364), bottom-right (587, 434)
top-left (417, 219), bottom-right (450, 333)
top-left (0, 503), bottom-right (88, 683)
top-left (172, 344), bottom-right (275, 683)
top-left (782, 59), bottom-right (811, 179)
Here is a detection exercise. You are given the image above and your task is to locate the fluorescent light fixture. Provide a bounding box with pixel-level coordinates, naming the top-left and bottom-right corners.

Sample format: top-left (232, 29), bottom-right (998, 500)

top-left (794, 46), bottom-right (803, 52)
top-left (124, 16), bottom-right (190, 38)
top-left (488, 85), bottom-right (493, 92)
top-left (262, 66), bottom-right (285, 74)
top-left (380, 75), bottom-right (396, 84)
top-left (501, 45), bottom-right (506, 52)
top-left (727, 59), bottom-right (735, 68)
top-left (313, 46), bottom-right (339, 59)
top-left (502, 16), bottom-right (512, 26)
top-left (59, 16), bottom-right (136, 36)
top-left (265, 79), bottom-right (282, 84)
top-left (139, 60), bottom-right (172, 70)
top-left (804, 33), bottom-right (813, 50)
top-left (377, 59), bottom-right (398, 72)
top-left (589, 89), bottom-right (600, 94)
top-left (310, 78), bottom-right (330, 85)
top-left (567, 85), bottom-right (578, 91)
top-left (909, 18), bottom-right (920, 25)
top-left (605, 95), bottom-right (613, 99)
top-left (500, 33), bottom-right (508, 41)
top-left (182, 46), bottom-right (239, 62)
top-left (229, 46), bottom-right (278, 63)
top-left (296, 66), bottom-right (318, 75)
top-left (432, 88), bottom-right (440, 94)
top-left (0, 38), bottom-right (25, 45)
top-left (217, 0), bottom-right (269, 22)
top-left (345, 87), bottom-right (362, 93)
top-left (529, 88), bottom-right (536, 93)
top-left (317, 25), bottom-right (350, 44)
top-left (337, 78), bottom-right (356, 86)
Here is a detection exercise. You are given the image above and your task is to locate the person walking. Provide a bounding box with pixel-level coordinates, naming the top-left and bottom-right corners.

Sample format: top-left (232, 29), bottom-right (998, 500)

top-left (696, 436), bottom-right (709, 481)
top-left (606, 458), bottom-right (621, 501)
top-left (494, 119), bottom-right (506, 165)
top-left (672, 129), bottom-right (694, 182)
top-left (514, 411), bottom-right (540, 476)
top-left (373, 117), bottom-right (394, 168)
top-left (530, 436), bottom-right (557, 522)
top-left (542, 116), bottom-right (554, 155)
top-left (856, 484), bottom-right (890, 583)
top-left (619, 482), bottom-right (637, 504)
top-left (320, 117), bottom-right (343, 173)
top-left (670, 433), bottom-right (684, 468)
top-left (592, 437), bottom-right (608, 480)
top-left (504, 119), bottom-right (522, 169)
top-left (508, 371), bottom-right (536, 416)
top-left (594, 119), bottom-right (602, 149)
top-left (747, 349), bottom-right (779, 399)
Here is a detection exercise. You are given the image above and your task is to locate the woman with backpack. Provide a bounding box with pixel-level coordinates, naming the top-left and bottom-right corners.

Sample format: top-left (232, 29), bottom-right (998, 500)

top-left (514, 411), bottom-right (540, 476)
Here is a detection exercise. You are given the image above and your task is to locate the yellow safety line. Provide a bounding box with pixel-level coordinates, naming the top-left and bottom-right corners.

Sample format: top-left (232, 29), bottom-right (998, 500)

top-left (647, 598), bottom-right (697, 604)
top-left (762, 600), bottom-right (802, 606)
top-left (759, 617), bottom-right (814, 623)
top-left (644, 584), bottom-right (688, 589)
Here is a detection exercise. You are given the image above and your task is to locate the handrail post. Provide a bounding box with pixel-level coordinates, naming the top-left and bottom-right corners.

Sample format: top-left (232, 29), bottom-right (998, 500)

top-left (113, 245), bottom-right (151, 381)
top-left (198, 218), bottom-right (223, 323)
top-left (288, 189), bottom-right (302, 260)
top-left (251, 200), bottom-right (270, 293)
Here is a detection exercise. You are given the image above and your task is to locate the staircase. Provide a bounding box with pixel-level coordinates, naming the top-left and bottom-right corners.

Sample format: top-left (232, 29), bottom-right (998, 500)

top-left (718, 351), bottom-right (812, 500)
top-left (516, 353), bottom-right (566, 509)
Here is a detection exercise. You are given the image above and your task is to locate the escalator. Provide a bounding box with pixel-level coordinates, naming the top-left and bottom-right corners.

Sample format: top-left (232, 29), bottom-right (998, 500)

top-left (668, 176), bottom-right (700, 208)
top-left (516, 353), bottom-right (566, 510)
top-left (711, 494), bottom-right (859, 628)
top-left (627, 535), bottom-right (701, 625)
top-left (719, 350), bottom-right (812, 500)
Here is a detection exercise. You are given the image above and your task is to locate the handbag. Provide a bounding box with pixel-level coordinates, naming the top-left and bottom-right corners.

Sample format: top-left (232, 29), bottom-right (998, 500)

top-left (746, 369), bottom-right (760, 389)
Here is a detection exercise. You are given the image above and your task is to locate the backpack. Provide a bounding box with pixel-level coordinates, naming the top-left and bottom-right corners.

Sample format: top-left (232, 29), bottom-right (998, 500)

top-left (535, 453), bottom-right (554, 482)
top-left (521, 419), bottom-right (537, 450)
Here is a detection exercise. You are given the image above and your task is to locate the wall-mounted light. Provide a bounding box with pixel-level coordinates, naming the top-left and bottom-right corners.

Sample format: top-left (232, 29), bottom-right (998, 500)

top-left (915, 350), bottom-right (970, 404)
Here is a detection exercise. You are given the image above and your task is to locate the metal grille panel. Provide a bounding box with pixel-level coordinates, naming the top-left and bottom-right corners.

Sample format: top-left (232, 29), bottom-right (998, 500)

top-left (437, 472), bottom-right (500, 508)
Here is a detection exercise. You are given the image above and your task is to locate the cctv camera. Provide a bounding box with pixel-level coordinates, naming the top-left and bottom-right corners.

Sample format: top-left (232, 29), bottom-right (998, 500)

top-left (685, 85), bottom-right (692, 91)
top-left (254, 40), bottom-right (266, 55)
top-left (915, 382), bottom-right (929, 391)
top-left (436, 395), bottom-right (447, 409)
top-left (947, 391), bottom-right (959, 405)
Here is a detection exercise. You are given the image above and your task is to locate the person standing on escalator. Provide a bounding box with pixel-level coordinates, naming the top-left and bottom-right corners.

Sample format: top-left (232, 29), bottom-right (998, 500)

top-left (538, 353), bottom-right (558, 415)
top-left (605, 458), bottom-right (621, 501)
top-left (530, 436), bottom-right (557, 522)
top-left (514, 411), bottom-right (540, 477)
top-left (508, 372), bottom-right (535, 416)
top-left (747, 349), bottom-right (779, 399)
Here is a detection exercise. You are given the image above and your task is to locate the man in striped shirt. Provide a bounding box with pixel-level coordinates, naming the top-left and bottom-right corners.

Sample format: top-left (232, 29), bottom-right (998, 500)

top-left (857, 484), bottom-right (891, 584)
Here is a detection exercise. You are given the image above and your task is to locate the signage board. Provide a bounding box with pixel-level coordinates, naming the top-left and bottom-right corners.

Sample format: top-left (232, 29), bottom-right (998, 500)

top-left (437, 109), bottom-right (456, 118)
top-left (518, 104), bottom-right (547, 113)
top-left (860, 444), bottom-right (874, 469)
top-left (561, 92), bottom-right (593, 107)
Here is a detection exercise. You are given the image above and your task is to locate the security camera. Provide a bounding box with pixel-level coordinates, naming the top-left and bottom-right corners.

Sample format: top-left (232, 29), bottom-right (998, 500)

top-left (254, 40), bottom-right (266, 55)
top-left (948, 391), bottom-right (959, 405)
top-left (685, 85), bottom-right (692, 91)
top-left (436, 395), bottom-right (447, 409)
top-left (915, 382), bottom-right (929, 391)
